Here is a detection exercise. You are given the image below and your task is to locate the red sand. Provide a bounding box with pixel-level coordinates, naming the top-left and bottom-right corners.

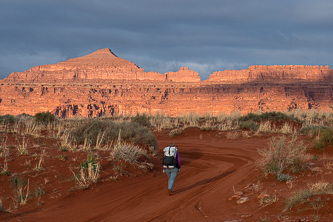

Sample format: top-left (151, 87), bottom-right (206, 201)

top-left (2, 128), bottom-right (333, 221)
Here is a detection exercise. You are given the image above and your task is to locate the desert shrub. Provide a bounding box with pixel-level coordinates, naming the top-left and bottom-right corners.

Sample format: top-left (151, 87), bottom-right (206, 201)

top-left (284, 190), bottom-right (313, 211)
top-left (239, 111), bottom-right (301, 123)
top-left (299, 125), bottom-right (329, 136)
top-left (150, 116), bottom-right (175, 131)
top-left (80, 154), bottom-right (98, 171)
top-left (180, 112), bottom-right (199, 127)
top-left (34, 112), bottom-right (57, 125)
top-left (216, 119), bottom-right (237, 131)
top-left (0, 114), bottom-right (16, 124)
top-left (169, 128), bottom-right (183, 137)
top-left (226, 131), bottom-right (240, 139)
top-left (278, 122), bottom-right (294, 134)
top-left (276, 173), bottom-right (292, 182)
top-left (257, 136), bottom-right (310, 175)
top-left (111, 142), bottom-right (145, 164)
top-left (70, 162), bottom-right (100, 189)
top-left (9, 175), bottom-right (29, 205)
top-left (239, 120), bottom-right (259, 131)
top-left (313, 127), bottom-right (333, 152)
top-left (131, 113), bottom-right (151, 127)
top-left (258, 121), bottom-right (273, 133)
top-left (239, 113), bottom-right (258, 122)
top-left (66, 119), bottom-right (158, 150)
top-left (284, 182), bottom-right (333, 211)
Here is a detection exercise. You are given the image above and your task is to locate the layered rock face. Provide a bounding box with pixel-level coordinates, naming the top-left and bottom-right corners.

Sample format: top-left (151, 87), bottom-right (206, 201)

top-left (1, 48), bottom-right (333, 117)
top-left (1, 82), bottom-right (332, 117)
top-left (208, 65), bottom-right (333, 83)
top-left (5, 48), bottom-right (201, 83)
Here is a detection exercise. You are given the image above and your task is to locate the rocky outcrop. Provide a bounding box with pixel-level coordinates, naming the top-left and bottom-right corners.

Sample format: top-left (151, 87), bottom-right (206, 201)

top-left (165, 67), bottom-right (201, 82)
top-left (1, 81), bottom-right (332, 117)
top-left (207, 65), bottom-right (333, 83)
top-left (1, 48), bottom-right (333, 117)
top-left (4, 48), bottom-right (200, 83)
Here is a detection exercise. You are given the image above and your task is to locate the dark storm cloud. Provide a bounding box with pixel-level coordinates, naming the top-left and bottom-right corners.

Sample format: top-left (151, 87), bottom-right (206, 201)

top-left (1, 0), bottom-right (333, 80)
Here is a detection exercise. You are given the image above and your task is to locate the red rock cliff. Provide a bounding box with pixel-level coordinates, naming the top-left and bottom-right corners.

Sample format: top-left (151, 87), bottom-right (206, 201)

top-left (1, 48), bottom-right (333, 117)
top-left (207, 65), bottom-right (333, 83)
top-left (4, 48), bottom-right (201, 83)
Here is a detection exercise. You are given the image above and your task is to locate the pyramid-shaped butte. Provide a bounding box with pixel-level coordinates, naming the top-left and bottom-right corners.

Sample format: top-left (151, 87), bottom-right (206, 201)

top-left (5, 48), bottom-right (170, 82)
top-left (62, 48), bottom-right (122, 65)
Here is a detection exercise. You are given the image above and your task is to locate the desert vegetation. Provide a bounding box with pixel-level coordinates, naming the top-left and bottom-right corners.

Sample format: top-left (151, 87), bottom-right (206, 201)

top-left (1, 108), bottom-right (333, 220)
top-left (0, 112), bottom-right (158, 213)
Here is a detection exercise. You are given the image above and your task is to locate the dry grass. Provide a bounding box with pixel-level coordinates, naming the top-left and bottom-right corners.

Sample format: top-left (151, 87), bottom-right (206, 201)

top-left (252, 180), bottom-right (263, 193)
top-left (216, 111), bottom-right (228, 122)
top-left (180, 112), bottom-right (200, 127)
top-left (258, 121), bottom-right (273, 133)
top-left (17, 136), bottom-right (29, 155)
top-left (257, 135), bottom-right (311, 175)
top-left (226, 131), bottom-right (240, 140)
top-left (284, 181), bottom-right (333, 211)
top-left (18, 179), bottom-right (30, 205)
top-left (169, 128), bottom-right (184, 137)
top-left (10, 176), bottom-right (30, 206)
top-left (258, 191), bottom-right (279, 209)
top-left (70, 167), bottom-right (89, 190)
top-left (149, 114), bottom-right (176, 131)
top-left (34, 149), bottom-right (46, 171)
top-left (22, 119), bottom-right (42, 136)
top-left (95, 131), bottom-right (105, 150)
top-left (0, 137), bottom-right (10, 157)
top-left (241, 131), bottom-right (251, 138)
top-left (308, 181), bottom-right (330, 193)
top-left (1, 158), bottom-right (9, 175)
top-left (278, 122), bottom-right (294, 134)
top-left (111, 142), bottom-right (146, 165)
top-left (81, 138), bottom-right (92, 152)
top-left (217, 119), bottom-right (237, 131)
top-left (70, 154), bottom-right (101, 190)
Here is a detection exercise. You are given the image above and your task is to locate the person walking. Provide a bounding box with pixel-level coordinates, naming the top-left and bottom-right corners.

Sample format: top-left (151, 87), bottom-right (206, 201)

top-left (162, 143), bottom-right (181, 195)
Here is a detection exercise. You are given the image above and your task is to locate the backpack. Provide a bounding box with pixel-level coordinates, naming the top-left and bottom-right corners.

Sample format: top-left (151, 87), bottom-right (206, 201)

top-left (163, 146), bottom-right (178, 167)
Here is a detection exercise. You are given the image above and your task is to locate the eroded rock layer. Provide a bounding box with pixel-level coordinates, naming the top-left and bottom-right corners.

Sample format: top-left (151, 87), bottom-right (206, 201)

top-left (5, 48), bottom-right (201, 83)
top-left (1, 48), bottom-right (333, 117)
top-left (1, 82), bottom-right (332, 117)
top-left (208, 65), bottom-right (333, 83)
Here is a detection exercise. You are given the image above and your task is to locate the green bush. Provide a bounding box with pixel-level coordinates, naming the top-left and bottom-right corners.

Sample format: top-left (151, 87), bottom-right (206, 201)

top-left (284, 182), bottom-right (333, 211)
top-left (276, 173), bottom-right (292, 182)
top-left (239, 111), bottom-right (302, 123)
top-left (35, 112), bottom-right (57, 124)
top-left (0, 114), bottom-right (16, 124)
top-left (80, 154), bottom-right (98, 171)
top-left (299, 125), bottom-right (329, 136)
top-left (239, 120), bottom-right (259, 131)
top-left (9, 175), bottom-right (26, 190)
top-left (284, 190), bottom-right (313, 211)
top-left (131, 113), bottom-right (151, 127)
top-left (313, 127), bottom-right (333, 152)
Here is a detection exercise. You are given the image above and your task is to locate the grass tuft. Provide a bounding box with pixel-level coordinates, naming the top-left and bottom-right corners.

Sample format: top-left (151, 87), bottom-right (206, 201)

top-left (257, 136), bottom-right (310, 175)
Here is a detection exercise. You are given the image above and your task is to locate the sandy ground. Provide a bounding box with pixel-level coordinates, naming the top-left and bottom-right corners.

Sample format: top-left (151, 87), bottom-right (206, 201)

top-left (1, 128), bottom-right (333, 221)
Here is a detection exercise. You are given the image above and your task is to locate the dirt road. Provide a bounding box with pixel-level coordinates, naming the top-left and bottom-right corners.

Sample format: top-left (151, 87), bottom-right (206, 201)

top-left (9, 128), bottom-right (271, 222)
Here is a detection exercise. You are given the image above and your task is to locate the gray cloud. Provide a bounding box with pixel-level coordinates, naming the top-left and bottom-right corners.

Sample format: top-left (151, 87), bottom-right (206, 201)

top-left (1, 0), bottom-right (333, 80)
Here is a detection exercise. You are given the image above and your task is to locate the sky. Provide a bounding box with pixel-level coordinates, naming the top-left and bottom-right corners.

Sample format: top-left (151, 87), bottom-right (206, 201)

top-left (1, 0), bottom-right (333, 80)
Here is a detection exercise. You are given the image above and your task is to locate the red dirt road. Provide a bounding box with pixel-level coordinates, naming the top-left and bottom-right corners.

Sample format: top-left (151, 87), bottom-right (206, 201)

top-left (7, 128), bottom-right (328, 222)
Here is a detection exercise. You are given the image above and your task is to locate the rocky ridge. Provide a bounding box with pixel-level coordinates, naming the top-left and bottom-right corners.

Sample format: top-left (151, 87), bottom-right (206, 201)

top-left (1, 48), bottom-right (333, 117)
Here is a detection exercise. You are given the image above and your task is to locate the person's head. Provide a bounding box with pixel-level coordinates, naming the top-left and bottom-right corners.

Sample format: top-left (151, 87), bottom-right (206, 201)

top-left (170, 143), bottom-right (175, 147)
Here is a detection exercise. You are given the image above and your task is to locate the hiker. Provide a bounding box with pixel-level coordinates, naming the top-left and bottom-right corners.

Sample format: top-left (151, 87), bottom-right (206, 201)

top-left (162, 143), bottom-right (181, 195)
